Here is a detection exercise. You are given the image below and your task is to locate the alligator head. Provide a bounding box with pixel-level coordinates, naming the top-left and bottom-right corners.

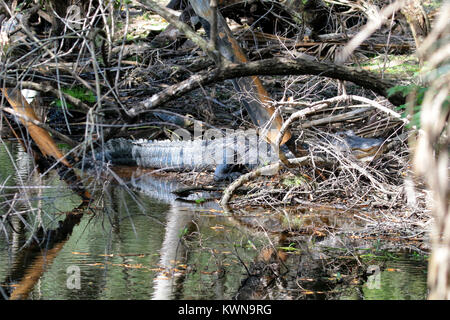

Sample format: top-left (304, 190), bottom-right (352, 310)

top-left (332, 130), bottom-right (385, 162)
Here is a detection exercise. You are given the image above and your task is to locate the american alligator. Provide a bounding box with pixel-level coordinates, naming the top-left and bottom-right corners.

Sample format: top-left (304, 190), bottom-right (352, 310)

top-left (89, 130), bottom-right (384, 181)
top-left (90, 133), bottom-right (284, 180)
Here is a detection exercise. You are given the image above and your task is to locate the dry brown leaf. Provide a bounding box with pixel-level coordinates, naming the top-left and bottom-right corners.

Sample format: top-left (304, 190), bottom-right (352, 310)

top-left (1, 88), bottom-right (70, 167)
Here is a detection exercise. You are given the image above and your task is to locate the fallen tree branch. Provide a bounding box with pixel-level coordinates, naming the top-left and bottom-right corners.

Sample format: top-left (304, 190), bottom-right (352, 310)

top-left (274, 97), bottom-right (348, 150)
top-left (348, 95), bottom-right (408, 124)
top-left (140, 0), bottom-right (292, 145)
top-left (172, 185), bottom-right (223, 197)
top-left (1, 88), bottom-right (72, 165)
top-left (219, 156), bottom-right (329, 210)
top-left (299, 106), bottom-right (371, 129)
top-left (128, 56), bottom-right (405, 117)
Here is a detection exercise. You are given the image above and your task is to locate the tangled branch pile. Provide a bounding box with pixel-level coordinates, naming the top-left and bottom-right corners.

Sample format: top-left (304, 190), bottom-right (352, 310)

top-left (0, 1), bottom-right (442, 216)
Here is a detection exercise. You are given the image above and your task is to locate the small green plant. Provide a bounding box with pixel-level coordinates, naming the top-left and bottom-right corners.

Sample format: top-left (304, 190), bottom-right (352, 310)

top-left (278, 243), bottom-right (301, 252)
top-left (53, 87), bottom-right (96, 109)
top-left (388, 84), bottom-right (426, 128)
top-left (360, 250), bottom-right (400, 261)
top-left (282, 175), bottom-right (307, 187)
top-left (194, 197), bottom-right (206, 204)
top-left (245, 239), bottom-right (256, 250)
top-left (388, 84), bottom-right (450, 129)
top-left (410, 251), bottom-right (428, 261)
top-left (179, 226), bottom-right (189, 238)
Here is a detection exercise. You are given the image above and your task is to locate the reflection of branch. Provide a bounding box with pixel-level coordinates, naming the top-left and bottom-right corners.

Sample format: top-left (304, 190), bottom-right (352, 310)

top-left (9, 241), bottom-right (67, 300)
top-left (3, 212), bottom-right (84, 300)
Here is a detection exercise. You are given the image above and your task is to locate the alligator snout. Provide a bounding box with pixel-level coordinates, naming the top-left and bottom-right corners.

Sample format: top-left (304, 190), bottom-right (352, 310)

top-left (333, 130), bottom-right (384, 161)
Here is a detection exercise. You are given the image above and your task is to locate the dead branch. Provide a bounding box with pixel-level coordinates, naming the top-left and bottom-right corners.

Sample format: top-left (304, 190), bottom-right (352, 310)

top-left (335, 0), bottom-right (407, 63)
top-left (137, 0), bottom-right (217, 61)
top-left (220, 156), bottom-right (330, 210)
top-left (128, 56), bottom-right (405, 117)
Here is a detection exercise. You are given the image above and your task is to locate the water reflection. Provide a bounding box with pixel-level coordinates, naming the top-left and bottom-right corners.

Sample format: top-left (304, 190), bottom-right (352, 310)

top-left (0, 140), bottom-right (429, 300)
top-left (130, 171), bottom-right (232, 300)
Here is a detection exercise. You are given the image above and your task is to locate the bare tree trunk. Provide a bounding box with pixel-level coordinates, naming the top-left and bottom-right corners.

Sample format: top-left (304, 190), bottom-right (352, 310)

top-left (401, 0), bottom-right (430, 49)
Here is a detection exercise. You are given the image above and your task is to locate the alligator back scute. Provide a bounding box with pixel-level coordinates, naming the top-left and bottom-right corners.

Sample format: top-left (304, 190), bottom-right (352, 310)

top-left (131, 139), bottom-right (214, 170)
top-left (97, 135), bottom-right (282, 172)
top-left (141, 136), bottom-right (277, 165)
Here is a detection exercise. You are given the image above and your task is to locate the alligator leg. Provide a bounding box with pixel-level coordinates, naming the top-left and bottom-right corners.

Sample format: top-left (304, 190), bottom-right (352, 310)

top-left (213, 163), bottom-right (245, 181)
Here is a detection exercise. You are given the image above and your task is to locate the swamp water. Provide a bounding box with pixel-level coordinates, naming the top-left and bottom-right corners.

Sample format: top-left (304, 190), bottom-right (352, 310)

top-left (0, 140), bottom-right (428, 300)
